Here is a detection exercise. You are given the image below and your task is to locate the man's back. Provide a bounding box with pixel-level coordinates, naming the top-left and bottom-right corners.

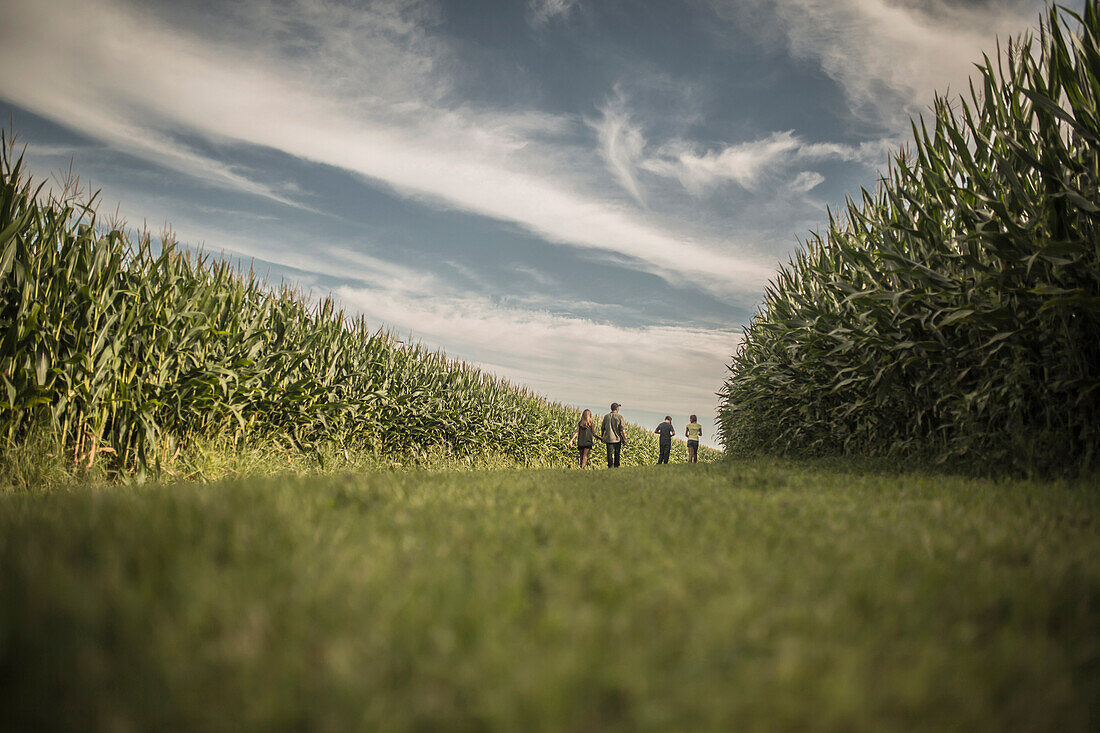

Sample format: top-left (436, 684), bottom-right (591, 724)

top-left (602, 412), bottom-right (624, 443)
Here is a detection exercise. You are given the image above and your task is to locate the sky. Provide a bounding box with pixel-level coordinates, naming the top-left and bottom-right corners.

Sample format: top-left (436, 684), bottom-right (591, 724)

top-left (0, 0), bottom-right (1065, 448)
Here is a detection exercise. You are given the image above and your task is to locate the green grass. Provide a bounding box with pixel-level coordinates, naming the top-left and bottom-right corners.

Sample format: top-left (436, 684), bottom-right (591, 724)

top-left (0, 431), bottom-right (723, 492)
top-left (1, 461), bottom-right (1096, 730)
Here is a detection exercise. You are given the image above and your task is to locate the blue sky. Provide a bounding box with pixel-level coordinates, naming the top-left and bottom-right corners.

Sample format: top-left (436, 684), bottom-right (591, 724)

top-left (0, 0), bottom-right (1062, 447)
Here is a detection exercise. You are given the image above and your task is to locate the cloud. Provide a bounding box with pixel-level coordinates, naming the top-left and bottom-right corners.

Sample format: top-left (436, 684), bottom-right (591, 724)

top-left (587, 90), bottom-right (904, 202)
top-left (28, 100), bottom-right (316, 212)
top-left (789, 171), bottom-right (825, 193)
top-left (333, 283), bottom-right (739, 416)
top-left (643, 131), bottom-right (803, 192)
top-left (621, 122), bottom-right (897, 195)
top-left (529, 0), bottom-right (582, 25)
top-left (0, 0), bottom-right (775, 298)
top-left (656, 131), bottom-right (905, 192)
top-left (592, 90), bottom-right (648, 205)
top-left (707, 0), bottom-right (1048, 126)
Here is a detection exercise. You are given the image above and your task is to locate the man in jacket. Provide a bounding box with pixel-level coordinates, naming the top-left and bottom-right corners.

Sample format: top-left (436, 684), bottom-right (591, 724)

top-left (601, 402), bottom-right (626, 468)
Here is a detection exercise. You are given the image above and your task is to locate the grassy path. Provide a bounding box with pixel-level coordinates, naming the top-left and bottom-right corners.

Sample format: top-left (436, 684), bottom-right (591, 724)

top-left (1, 461), bottom-right (1097, 731)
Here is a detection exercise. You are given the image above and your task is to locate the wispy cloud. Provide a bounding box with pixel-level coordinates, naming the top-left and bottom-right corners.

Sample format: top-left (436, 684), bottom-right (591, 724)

top-left (642, 131), bottom-right (900, 192)
top-left (707, 0), bottom-right (1048, 126)
top-left (789, 171), bottom-right (825, 193)
top-left (591, 92), bottom-right (899, 197)
top-left (0, 0), bottom-right (775, 298)
top-left (644, 131), bottom-right (803, 192)
top-left (529, 0), bottom-right (582, 26)
top-left (592, 90), bottom-right (648, 205)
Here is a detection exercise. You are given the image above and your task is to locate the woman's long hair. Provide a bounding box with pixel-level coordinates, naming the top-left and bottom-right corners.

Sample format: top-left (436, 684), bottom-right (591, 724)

top-left (579, 409), bottom-right (594, 430)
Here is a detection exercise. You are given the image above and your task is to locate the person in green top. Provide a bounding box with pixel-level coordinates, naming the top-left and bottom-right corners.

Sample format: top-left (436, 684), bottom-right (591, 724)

top-left (569, 409), bottom-right (597, 469)
top-left (685, 414), bottom-right (703, 463)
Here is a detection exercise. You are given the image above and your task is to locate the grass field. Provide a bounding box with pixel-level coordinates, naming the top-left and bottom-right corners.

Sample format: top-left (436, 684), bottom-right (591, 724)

top-left (1, 460), bottom-right (1097, 731)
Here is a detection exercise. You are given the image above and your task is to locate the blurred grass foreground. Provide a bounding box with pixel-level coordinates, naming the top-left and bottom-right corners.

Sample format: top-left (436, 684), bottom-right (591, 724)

top-left (1, 461), bottom-right (1097, 730)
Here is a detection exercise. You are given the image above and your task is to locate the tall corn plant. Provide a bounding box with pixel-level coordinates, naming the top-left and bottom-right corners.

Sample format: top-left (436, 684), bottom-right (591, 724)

top-left (0, 133), bottom-right (688, 474)
top-left (718, 1), bottom-right (1100, 475)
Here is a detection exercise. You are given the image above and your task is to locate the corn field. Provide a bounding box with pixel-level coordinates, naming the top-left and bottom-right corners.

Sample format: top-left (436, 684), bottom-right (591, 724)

top-left (0, 137), bottom-right (705, 475)
top-left (718, 1), bottom-right (1100, 475)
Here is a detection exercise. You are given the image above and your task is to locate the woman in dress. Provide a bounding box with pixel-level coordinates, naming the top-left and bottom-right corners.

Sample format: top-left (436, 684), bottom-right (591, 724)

top-left (569, 409), bottom-right (597, 468)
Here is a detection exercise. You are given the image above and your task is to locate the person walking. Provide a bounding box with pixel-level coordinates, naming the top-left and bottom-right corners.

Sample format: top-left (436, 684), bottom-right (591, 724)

top-left (685, 414), bottom-right (703, 463)
top-left (569, 409), bottom-right (597, 469)
top-left (654, 416), bottom-right (675, 464)
top-left (600, 402), bottom-right (626, 468)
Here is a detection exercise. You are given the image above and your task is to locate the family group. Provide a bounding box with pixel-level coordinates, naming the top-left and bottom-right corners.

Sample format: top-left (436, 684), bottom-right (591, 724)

top-left (568, 403), bottom-right (703, 469)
